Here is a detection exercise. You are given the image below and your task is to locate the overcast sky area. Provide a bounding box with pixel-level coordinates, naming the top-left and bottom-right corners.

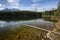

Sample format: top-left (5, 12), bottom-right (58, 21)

top-left (0, 0), bottom-right (58, 12)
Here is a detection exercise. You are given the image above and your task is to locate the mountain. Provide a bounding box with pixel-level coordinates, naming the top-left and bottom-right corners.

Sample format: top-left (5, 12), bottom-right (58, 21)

top-left (1, 8), bottom-right (20, 11)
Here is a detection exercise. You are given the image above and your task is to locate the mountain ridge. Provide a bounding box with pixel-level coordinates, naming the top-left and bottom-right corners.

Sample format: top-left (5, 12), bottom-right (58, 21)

top-left (0, 8), bottom-right (20, 11)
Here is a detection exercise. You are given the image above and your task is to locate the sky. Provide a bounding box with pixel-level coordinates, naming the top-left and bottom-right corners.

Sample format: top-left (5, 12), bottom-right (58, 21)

top-left (0, 0), bottom-right (58, 11)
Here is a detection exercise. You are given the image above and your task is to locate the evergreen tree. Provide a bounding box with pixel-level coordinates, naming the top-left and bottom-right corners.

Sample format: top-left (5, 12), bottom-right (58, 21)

top-left (57, 0), bottom-right (60, 18)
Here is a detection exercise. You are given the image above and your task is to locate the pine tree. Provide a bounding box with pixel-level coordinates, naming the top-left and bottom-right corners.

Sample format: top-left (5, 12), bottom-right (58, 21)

top-left (57, 0), bottom-right (60, 18)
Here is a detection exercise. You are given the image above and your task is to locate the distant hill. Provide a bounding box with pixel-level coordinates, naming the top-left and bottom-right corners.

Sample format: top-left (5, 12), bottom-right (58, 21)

top-left (1, 8), bottom-right (20, 11)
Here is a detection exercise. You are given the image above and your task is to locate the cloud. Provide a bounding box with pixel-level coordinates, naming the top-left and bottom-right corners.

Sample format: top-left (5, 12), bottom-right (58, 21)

top-left (0, 4), bottom-right (5, 7)
top-left (7, 0), bottom-right (15, 3)
top-left (32, 0), bottom-right (40, 2)
top-left (10, 3), bottom-right (20, 9)
top-left (7, 0), bottom-right (20, 9)
top-left (0, 4), bottom-right (2, 7)
top-left (0, 4), bottom-right (5, 10)
top-left (32, 4), bottom-right (40, 7)
top-left (31, 4), bottom-right (40, 11)
top-left (20, 3), bottom-right (40, 11)
top-left (7, 0), bottom-right (19, 3)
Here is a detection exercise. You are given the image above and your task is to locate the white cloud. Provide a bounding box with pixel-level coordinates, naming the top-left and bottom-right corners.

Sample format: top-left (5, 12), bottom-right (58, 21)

top-left (11, 3), bottom-right (19, 6)
top-left (0, 4), bottom-right (5, 10)
top-left (0, 4), bottom-right (2, 7)
top-left (8, 3), bottom-right (20, 9)
top-left (32, 4), bottom-right (40, 7)
top-left (0, 8), bottom-right (5, 10)
top-left (20, 4), bottom-right (40, 11)
top-left (7, 0), bottom-right (15, 3)
top-left (32, 0), bottom-right (40, 2)
top-left (7, 0), bottom-right (20, 9)
top-left (31, 4), bottom-right (40, 11)
top-left (7, 0), bottom-right (19, 3)
top-left (0, 4), bottom-right (5, 7)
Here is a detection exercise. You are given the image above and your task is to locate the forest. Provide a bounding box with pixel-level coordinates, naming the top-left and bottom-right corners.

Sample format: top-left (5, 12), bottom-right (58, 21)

top-left (0, 11), bottom-right (42, 21)
top-left (0, 9), bottom-right (56, 21)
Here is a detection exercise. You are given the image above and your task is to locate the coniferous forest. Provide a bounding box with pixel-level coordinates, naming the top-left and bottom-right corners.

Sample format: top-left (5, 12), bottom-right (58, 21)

top-left (0, 9), bottom-right (55, 21)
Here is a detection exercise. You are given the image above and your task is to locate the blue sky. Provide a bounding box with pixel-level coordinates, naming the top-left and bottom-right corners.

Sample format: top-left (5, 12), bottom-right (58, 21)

top-left (0, 0), bottom-right (58, 11)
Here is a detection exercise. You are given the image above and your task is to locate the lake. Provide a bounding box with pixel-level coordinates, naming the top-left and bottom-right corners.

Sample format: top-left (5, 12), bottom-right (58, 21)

top-left (0, 19), bottom-right (54, 28)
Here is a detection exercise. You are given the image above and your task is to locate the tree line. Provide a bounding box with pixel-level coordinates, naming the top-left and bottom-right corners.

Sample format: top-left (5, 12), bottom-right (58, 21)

top-left (0, 9), bottom-right (56, 21)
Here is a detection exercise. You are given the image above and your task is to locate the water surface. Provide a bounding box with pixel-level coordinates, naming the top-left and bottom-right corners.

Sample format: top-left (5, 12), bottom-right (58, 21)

top-left (0, 19), bottom-right (54, 28)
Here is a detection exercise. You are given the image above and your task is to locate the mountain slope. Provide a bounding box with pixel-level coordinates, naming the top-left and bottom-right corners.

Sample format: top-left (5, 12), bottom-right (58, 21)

top-left (1, 8), bottom-right (20, 11)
